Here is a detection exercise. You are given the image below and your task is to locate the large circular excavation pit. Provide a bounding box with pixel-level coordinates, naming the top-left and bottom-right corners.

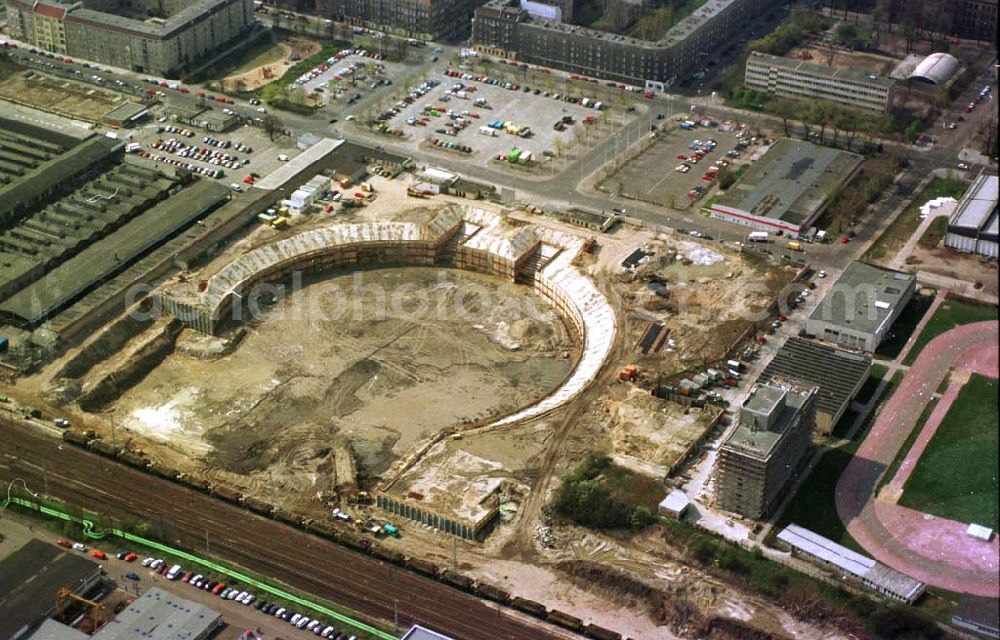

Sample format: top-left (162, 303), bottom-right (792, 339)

top-left (114, 267), bottom-right (574, 490)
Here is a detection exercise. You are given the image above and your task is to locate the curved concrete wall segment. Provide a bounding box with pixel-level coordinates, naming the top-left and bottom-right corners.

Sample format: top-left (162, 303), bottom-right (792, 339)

top-left (161, 206), bottom-right (615, 428)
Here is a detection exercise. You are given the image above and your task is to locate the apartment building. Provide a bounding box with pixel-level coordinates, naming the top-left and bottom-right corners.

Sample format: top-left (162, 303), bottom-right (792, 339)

top-left (472, 0), bottom-right (777, 86)
top-left (6, 0), bottom-right (256, 76)
top-left (715, 382), bottom-right (818, 519)
top-left (745, 51), bottom-right (896, 113)
top-left (316, 0), bottom-right (486, 39)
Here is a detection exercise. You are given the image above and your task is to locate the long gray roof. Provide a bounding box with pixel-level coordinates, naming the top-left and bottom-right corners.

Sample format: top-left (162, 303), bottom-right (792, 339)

top-left (950, 174), bottom-right (997, 233)
top-left (760, 336), bottom-right (871, 417)
top-left (92, 588), bottom-right (220, 640)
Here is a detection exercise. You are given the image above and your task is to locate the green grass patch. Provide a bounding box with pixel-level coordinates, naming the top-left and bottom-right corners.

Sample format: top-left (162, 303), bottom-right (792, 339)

top-left (229, 39), bottom-right (289, 77)
top-left (904, 300), bottom-right (999, 365)
top-left (877, 398), bottom-right (939, 492)
top-left (865, 177), bottom-right (968, 263)
top-left (875, 293), bottom-right (935, 360)
top-left (830, 407), bottom-right (860, 440)
top-left (554, 455), bottom-right (660, 530)
top-left (899, 375), bottom-right (999, 529)
top-left (917, 217), bottom-right (949, 250)
top-left (854, 363), bottom-right (888, 406)
top-left (258, 40), bottom-right (347, 110)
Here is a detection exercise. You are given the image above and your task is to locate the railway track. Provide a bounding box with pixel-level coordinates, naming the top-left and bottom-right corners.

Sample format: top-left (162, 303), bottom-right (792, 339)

top-left (0, 421), bottom-right (569, 640)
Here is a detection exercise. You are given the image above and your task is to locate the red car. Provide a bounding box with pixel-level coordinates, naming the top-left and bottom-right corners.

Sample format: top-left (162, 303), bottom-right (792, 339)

top-left (90, 550), bottom-right (107, 560)
top-left (677, 154), bottom-right (688, 160)
top-left (124, 552), bottom-right (138, 562)
top-left (56, 539), bottom-right (72, 548)
top-left (212, 583), bottom-right (227, 594)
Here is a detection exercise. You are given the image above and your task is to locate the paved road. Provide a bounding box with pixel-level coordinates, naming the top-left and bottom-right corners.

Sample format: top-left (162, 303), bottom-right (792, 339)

top-left (0, 423), bottom-right (571, 640)
top-left (835, 320), bottom-right (1000, 597)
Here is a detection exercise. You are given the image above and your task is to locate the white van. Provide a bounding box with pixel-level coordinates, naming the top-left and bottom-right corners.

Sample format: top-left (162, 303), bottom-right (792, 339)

top-left (229, 183), bottom-right (243, 192)
top-left (277, 154), bottom-right (289, 162)
top-left (166, 564), bottom-right (182, 580)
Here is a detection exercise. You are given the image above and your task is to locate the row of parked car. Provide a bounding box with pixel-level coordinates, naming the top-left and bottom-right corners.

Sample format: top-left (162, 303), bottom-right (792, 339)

top-left (139, 556), bottom-right (359, 639)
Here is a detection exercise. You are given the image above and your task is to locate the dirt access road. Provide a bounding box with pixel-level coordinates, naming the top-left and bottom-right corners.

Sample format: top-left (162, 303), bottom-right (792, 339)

top-left (0, 421), bottom-right (572, 640)
top-left (836, 320), bottom-right (1000, 597)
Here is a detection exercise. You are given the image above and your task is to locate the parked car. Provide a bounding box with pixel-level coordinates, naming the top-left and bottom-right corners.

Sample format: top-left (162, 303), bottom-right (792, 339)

top-left (72, 542), bottom-right (87, 552)
top-left (90, 550), bottom-right (107, 560)
top-left (57, 539), bottom-right (73, 549)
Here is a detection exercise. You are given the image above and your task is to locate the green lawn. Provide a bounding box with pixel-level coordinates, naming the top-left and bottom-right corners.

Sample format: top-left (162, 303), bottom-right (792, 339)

top-left (853, 363), bottom-right (888, 407)
top-left (865, 178), bottom-right (968, 263)
top-left (877, 398), bottom-right (939, 492)
top-left (875, 294), bottom-right (935, 360)
top-left (899, 375), bottom-right (999, 529)
top-left (781, 371), bottom-right (902, 549)
top-left (903, 300), bottom-right (999, 365)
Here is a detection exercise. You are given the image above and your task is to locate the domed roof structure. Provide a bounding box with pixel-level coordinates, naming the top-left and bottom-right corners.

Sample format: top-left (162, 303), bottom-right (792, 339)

top-left (909, 53), bottom-right (960, 85)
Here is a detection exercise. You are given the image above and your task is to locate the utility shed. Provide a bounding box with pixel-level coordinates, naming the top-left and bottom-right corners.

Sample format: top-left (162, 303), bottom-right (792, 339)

top-left (658, 490), bottom-right (691, 519)
top-left (777, 524), bottom-right (926, 604)
top-left (759, 337), bottom-right (872, 434)
top-left (91, 588), bottom-right (221, 640)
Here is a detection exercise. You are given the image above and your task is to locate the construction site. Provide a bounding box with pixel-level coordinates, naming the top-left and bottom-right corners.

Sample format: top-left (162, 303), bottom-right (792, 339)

top-left (0, 115), bottom-right (825, 637)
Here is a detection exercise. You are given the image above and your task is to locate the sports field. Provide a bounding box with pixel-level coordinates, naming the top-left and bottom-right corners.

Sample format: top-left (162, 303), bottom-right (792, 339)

top-left (899, 374), bottom-right (999, 529)
top-left (904, 300), bottom-right (998, 364)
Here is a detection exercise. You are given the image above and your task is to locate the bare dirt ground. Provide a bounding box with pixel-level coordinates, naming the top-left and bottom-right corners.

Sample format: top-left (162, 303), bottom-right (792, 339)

top-left (614, 234), bottom-right (799, 376)
top-left (0, 72), bottom-right (127, 122)
top-left (106, 267), bottom-right (571, 510)
top-left (221, 37), bottom-right (321, 92)
top-left (906, 243), bottom-right (999, 297)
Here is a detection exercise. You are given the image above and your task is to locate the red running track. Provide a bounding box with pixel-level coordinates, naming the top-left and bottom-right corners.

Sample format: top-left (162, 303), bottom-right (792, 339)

top-left (836, 320), bottom-right (1000, 597)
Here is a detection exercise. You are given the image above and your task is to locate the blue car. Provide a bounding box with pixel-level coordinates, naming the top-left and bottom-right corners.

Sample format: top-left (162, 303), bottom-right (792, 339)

top-left (124, 571), bottom-right (140, 581)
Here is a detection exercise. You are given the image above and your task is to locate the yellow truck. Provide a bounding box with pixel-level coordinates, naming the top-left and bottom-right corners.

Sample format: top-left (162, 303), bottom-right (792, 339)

top-left (786, 241), bottom-right (803, 252)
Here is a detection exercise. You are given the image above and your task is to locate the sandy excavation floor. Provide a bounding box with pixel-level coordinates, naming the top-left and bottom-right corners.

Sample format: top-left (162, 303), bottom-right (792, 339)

top-left (112, 268), bottom-right (572, 497)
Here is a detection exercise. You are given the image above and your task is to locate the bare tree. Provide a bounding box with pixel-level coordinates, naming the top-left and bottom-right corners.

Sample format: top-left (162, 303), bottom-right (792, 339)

top-left (263, 114), bottom-right (285, 141)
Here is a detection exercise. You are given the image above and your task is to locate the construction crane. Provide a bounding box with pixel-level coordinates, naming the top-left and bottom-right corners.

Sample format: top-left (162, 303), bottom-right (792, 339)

top-left (55, 588), bottom-right (109, 632)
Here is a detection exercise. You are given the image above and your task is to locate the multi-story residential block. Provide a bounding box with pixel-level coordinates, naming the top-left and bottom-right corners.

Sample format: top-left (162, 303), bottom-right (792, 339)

top-left (316, 0), bottom-right (486, 40)
top-left (5, 0), bottom-right (256, 76)
top-left (715, 382), bottom-right (818, 519)
top-left (472, 0), bottom-right (778, 87)
top-left (953, 0), bottom-right (998, 40)
top-left (744, 51), bottom-right (896, 113)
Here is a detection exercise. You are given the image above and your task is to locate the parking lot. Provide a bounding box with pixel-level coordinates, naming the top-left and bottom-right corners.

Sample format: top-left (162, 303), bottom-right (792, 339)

top-left (369, 68), bottom-right (631, 171)
top-left (600, 118), bottom-right (759, 209)
top-left (124, 114), bottom-right (300, 190)
top-left (292, 50), bottom-right (395, 107)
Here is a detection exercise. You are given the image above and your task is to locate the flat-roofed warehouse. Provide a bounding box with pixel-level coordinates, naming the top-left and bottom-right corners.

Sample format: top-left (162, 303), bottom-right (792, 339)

top-left (90, 588), bottom-right (221, 640)
top-left (0, 539), bottom-right (102, 640)
top-left (707, 138), bottom-right (863, 236)
top-left (945, 173), bottom-right (997, 259)
top-left (805, 261), bottom-right (916, 353)
top-left (777, 524), bottom-right (926, 604)
top-left (0, 179), bottom-right (231, 329)
top-left (759, 337), bottom-right (872, 434)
